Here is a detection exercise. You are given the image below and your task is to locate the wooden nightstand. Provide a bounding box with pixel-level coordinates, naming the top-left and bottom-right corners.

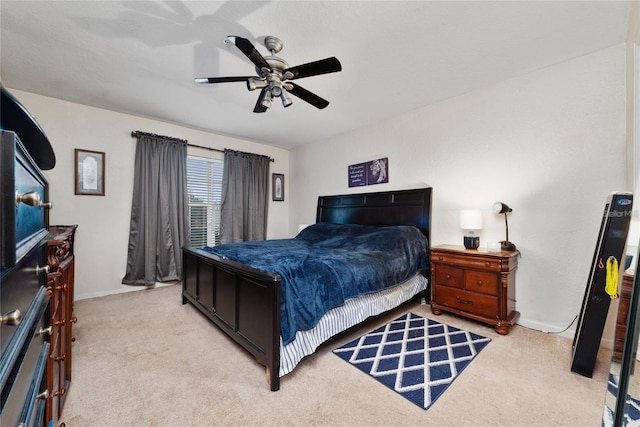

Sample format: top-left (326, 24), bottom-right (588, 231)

top-left (430, 244), bottom-right (519, 335)
top-left (613, 272), bottom-right (634, 362)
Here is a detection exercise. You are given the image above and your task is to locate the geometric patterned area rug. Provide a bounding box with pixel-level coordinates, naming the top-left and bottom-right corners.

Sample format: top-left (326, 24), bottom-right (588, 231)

top-left (333, 312), bottom-right (491, 410)
top-left (603, 372), bottom-right (640, 426)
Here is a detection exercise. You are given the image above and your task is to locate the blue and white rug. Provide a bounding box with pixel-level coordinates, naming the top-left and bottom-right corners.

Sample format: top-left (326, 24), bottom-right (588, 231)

top-left (333, 312), bottom-right (491, 410)
top-left (603, 372), bottom-right (640, 426)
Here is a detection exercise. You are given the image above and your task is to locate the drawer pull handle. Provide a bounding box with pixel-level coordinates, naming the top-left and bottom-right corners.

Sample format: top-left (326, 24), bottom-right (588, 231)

top-left (456, 296), bottom-right (473, 305)
top-left (1, 309), bottom-right (21, 325)
top-left (15, 191), bottom-right (53, 209)
top-left (36, 326), bottom-right (53, 336)
top-left (35, 265), bottom-right (50, 276)
top-left (446, 274), bottom-right (451, 279)
top-left (70, 316), bottom-right (78, 324)
top-left (477, 281), bottom-right (483, 286)
top-left (36, 390), bottom-right (49, 400)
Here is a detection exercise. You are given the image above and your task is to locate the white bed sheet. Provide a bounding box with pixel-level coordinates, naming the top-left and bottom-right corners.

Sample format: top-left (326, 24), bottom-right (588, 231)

top-left (279, 273), bottom-right (428, 377)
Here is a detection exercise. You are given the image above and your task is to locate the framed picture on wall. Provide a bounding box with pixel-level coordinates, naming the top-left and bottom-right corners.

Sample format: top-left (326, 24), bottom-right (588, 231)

top-left (75, 149), bottom-right (105, 196)
top-left (272, 173), bottom-right (284, 201)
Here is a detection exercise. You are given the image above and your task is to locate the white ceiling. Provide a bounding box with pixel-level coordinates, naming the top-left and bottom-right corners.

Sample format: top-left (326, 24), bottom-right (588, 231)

top-left (0, 1), bottom-right (632, 150)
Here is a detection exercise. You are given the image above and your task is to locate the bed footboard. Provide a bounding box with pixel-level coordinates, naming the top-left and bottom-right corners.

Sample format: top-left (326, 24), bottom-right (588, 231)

top-left (182, 247), bottom-right (282, 391)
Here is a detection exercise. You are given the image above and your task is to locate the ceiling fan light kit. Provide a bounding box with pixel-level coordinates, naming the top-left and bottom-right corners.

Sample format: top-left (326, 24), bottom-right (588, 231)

top-left (195, 35), bottom-right (342, 113)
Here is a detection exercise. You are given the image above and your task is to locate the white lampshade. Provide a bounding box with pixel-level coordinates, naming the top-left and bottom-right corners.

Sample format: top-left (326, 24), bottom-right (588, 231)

top-left (460, 209), bottom-right (483, 230)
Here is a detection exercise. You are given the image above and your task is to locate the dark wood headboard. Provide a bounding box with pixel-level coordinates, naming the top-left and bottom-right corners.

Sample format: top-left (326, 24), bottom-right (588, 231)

top-left (315, 187), bottom-right (432, 246)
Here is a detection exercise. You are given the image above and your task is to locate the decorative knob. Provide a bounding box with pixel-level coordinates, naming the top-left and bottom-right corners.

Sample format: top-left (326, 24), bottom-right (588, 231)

top-left (1, 309), bottom-right (22, 325)
top-left (70, 316), bottom-right (78, 324)
top-left (36, 390), bottom-right (49, 400)
top-left (36, 326), bottom-right (53, 336)
top-left (54, 354), bottom-right (66, 362)
top-left (35, 265), bottom-right (50, 276)
top-left (16, 191), bottom-right (40, 206)
top-left (53, 388), bottom-right (66, 397)
top-left (15, 191), bottom-right (52, 209)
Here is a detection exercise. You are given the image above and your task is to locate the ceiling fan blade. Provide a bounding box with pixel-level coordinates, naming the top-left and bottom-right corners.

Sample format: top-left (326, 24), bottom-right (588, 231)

top-left (253, 87), bottom-right (269, 113)
top-left (283, 57), bottom-right (342, 80)
top-left (194, 76), bottom-right (256, 84)
top-left (226, 36), bottom-right (272, 72)
top-left (287, 83), bottom-right (330, 109)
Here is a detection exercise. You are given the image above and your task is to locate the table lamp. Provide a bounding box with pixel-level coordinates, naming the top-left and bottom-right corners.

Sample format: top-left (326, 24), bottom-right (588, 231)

top-left (493, 201), bottom-right (516, 251)
top-left (460, 209), bottom-right (483, 249)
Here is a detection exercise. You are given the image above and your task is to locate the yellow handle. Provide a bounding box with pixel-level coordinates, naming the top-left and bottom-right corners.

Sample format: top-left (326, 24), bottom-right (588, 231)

top-left (605, 256), bottom-right (619, 299)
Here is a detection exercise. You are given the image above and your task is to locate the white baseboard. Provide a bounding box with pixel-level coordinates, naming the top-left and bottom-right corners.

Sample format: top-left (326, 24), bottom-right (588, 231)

top-left (76, 281), bottom-right (180, 301)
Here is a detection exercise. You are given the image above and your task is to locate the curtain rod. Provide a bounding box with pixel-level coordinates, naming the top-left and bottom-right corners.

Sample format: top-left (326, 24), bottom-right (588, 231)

top-left (130, 131), bottom-right (274, 162)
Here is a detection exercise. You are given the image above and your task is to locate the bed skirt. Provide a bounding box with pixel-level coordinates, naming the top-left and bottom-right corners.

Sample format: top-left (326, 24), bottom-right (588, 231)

top-left (279, 273), bottom-right (429, 376)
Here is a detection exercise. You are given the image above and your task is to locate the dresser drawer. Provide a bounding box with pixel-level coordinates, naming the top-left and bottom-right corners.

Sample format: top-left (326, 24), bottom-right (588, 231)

top-left (0, 285), bottom-right (49, 389)
top-left (0, 289), bottom-right (49, 422)
top-left (465, 270), bottom-right (498, 296)
top-left (433, 285), bottom-right (498, 319)
top-left (1, 340), bottom-right (49, 427)
top-left (0, 242), bottom-right (48, 360)
top-left (1, 131), bottom-right (50, 268)
top-left (434, 265), bottom-right (464, 288)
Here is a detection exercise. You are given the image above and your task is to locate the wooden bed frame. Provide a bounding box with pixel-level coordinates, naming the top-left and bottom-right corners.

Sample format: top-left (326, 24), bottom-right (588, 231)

top-left (181, 187), bottom-right (432, 391)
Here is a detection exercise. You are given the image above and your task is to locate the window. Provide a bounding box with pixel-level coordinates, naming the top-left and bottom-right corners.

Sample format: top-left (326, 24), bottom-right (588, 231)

top-left (186, 155), bottom-right (223, 248)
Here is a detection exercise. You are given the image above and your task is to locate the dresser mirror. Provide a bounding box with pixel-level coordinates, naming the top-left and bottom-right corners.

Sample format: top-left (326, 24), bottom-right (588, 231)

top-left (602, 254), bottom-right (640, 426)
top-left (601, 154), bottom-right (640, 425)
top-left (601, 177), bottom-right (639, 426)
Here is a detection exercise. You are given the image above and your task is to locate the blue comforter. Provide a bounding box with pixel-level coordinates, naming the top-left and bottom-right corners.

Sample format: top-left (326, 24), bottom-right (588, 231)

top-left (202, 222), bottom-right (428, 345)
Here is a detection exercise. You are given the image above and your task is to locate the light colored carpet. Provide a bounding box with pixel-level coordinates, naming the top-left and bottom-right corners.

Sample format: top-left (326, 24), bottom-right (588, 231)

top-left (60, 284), bottom-right (611, 426)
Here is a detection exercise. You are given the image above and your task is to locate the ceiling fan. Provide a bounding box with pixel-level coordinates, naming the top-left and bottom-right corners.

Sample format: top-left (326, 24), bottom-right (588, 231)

top-left (195, 35), bottom-right (342, 113)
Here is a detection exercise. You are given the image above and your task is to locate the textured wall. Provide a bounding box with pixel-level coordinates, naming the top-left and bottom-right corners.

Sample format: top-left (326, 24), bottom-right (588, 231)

top-left (10, 89), bottom-right (290, 300)
top-left (290, 45), bottom-right (627, 338)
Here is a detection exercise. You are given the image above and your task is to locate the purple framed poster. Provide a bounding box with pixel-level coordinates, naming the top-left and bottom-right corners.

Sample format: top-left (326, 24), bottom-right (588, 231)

top-left (348, 162), bottom-right (367, 187)
top-left (349, 157), bottom-right (388, 187)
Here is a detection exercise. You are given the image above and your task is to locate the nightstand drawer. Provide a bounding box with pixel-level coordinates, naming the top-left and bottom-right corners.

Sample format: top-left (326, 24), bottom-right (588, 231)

top-left (434, 265), bottom-right (463, 289)
top-left (465, 270), bottom-right (498, 296)
top-left (433, 286), bottom-right (498, 319)
top-left (432, 252), bottom-right (503, 272)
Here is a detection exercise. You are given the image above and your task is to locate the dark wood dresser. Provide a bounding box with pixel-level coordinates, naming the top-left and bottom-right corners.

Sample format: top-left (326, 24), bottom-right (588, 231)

top-left (0, 131), bottom-right (53, 426)
top-left (0, 86), bottom-right (73, 427)
top-left (46, 225), bottom-right (77, 425)
top-left (430, 245), bottom-right (519, 335)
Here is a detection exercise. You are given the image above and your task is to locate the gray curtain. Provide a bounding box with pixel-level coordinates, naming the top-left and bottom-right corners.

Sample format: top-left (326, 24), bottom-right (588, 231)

top-left (122, 134), bottom-right (190, 285)
top-left (220, 149), bottom-right (270, 243)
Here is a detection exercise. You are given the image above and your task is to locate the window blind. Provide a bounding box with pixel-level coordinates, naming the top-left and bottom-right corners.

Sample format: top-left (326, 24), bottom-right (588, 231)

top-left (186, 156), bottom-right (223, 248)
